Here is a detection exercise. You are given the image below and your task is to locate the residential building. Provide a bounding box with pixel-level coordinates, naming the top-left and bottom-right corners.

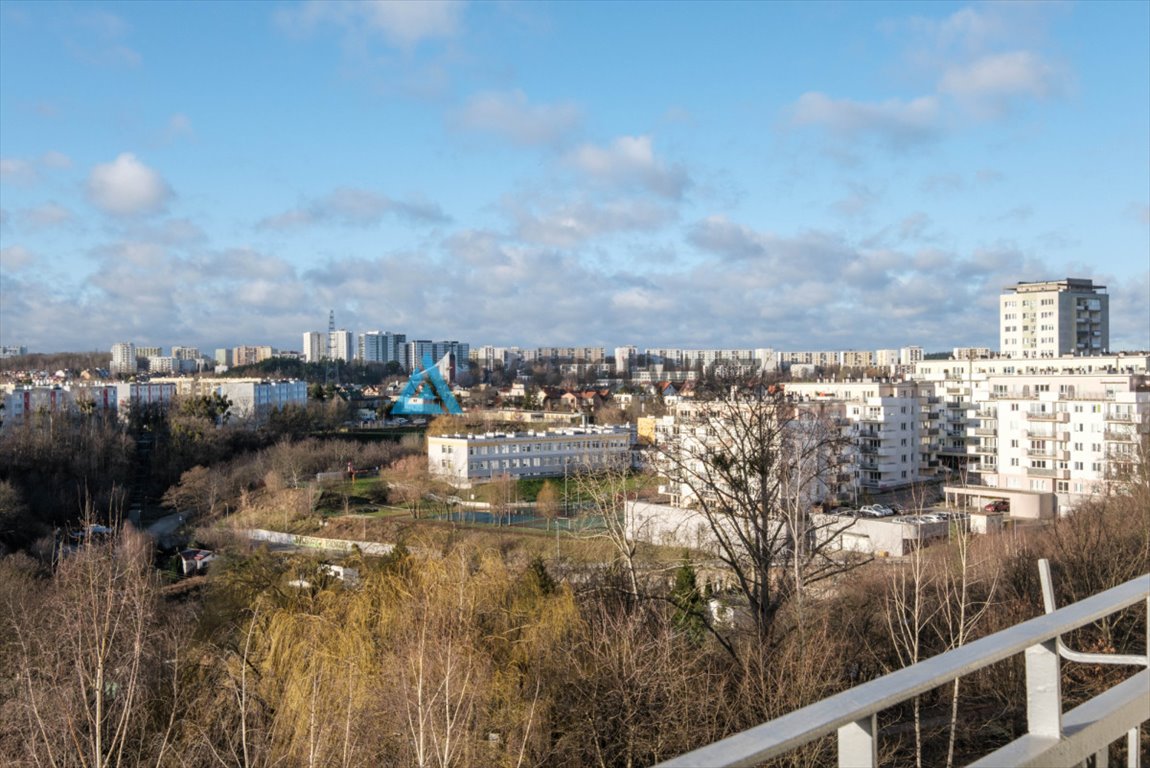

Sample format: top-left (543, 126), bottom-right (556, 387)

top-left (232, 345), bottom-right (275, 367)
top-left (152, 377), bottom-right (309, 422)
top-left (302, 332), bottom-right (324, 363)
top-left (110, 342), bottom-right (137, 375)
top-left (614, 345), bottom-right (638, 375)
top-left (785, 380), bottom-right (927, 494)
top-left (329, 329), bottom-right (355, 363)
top-left (214, 348), bottom-right (233, 368)
top-left (359, 331), bottom-right (407, 367)
top-left (427, 425), bottom-right (632, 486)
top-left (0, 346), bottom-right (28, 359)
top-left (1000, 278), bottom-right (1109, 358)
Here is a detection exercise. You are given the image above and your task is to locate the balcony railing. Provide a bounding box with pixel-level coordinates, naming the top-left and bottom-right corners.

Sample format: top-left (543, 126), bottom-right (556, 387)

top-left (1106, 413), bottom-right (1136, 423)
top-left (1026, 411), bottom-right (1069, 422)
top-left (1104, 430), bottom-right (1134, 442)
top-left (656, 572), bottom-right (1149, 768)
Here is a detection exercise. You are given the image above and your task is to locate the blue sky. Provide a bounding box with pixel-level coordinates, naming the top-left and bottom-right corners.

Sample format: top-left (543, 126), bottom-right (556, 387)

top-left (1, 0), bottom-right (1147, 355)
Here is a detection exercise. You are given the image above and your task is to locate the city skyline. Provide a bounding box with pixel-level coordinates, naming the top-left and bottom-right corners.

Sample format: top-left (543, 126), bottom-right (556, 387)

top-left (1, 1), bottom-right (1148, 354)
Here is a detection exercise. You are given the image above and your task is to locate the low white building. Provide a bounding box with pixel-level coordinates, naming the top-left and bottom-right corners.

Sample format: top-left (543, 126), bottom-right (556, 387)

top-left (428, 425), bottom-right (633, 487)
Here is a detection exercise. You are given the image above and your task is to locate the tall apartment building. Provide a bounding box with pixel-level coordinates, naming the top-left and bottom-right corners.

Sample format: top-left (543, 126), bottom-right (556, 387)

top-left (359, 331), bottom-right (407, 367)
top-left (329, 329), bottom-right (355, 363)
top-left (1000, 278), bottom-right (1109, 358)
top-left (302, 332), bottom-right (324, 364)
top-left (407, 340), bottom-right (469, 373)
top-left (614, 345), bottom-right (638, 376)
top-left (110, 342), bottom-right (137, 375)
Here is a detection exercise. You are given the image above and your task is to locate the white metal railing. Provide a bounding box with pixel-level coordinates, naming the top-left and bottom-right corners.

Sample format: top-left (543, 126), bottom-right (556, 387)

top-left (656, 567), bottom-right (1148, 768)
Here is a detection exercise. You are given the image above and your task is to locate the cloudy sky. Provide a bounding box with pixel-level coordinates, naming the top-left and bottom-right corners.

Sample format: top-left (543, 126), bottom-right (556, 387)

top-left (1, 1), bottom-right (1147, 355)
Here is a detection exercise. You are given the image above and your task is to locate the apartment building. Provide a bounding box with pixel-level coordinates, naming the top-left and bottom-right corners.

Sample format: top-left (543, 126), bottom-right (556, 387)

top-left (359, 331), bottom-right (407, 367)
top-left (427, 425), bottom-right (632, 486)
top-left (301, 332), bottom-right (324, 364)
top-left (967, 373), bottom-right (1147, 509)
top-left (152, 377), bottom-right (308, 422)
top-left (110, 342), bottom-right (137, 375)
top-left (652, 395), bottom-right (854, 508)
top-left (785, 380), bottom-right (927, 494)
top-left (232, 345), bottom-right (275, 367)
top-left (329, 330), bottom-right (355, 363)
top-left (999, 278), bottom-right (1109, 358)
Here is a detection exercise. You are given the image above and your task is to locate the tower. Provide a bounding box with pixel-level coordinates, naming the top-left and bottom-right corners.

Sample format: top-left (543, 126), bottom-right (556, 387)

top-left (999, 278), bottom-right (1109, 358)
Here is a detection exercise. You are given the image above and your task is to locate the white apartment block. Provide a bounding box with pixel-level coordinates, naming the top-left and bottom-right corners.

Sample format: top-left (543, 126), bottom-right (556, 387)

top-left (472, 345), bottom-right (522, 372)
top-left (614, 345), bottom-right (638, 375)
top-left (785, 380), bottom-right (928, 494)
top-left (152, 377), bottom-right (308, 422)
top-left (330, 330), bottom-right (355, 363)
top-left (1000, 278), bottom-right (1109, 358)
top-left (110, 342), bottom-right (137, 375)
top-left (652, 396), bottom-right (854, 508)
top-left (967, 373), bottom-right (1147, 510)
top-left (302, 332), bottom-right (324, 363)
top-left (644, 348), bottom-right (774, 372)
top-left (428, 425), bottom-right (632, 487)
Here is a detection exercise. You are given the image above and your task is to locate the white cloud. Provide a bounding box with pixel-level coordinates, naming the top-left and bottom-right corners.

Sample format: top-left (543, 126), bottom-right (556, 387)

top-left (791, 92), bottom-right (942, 147)
top-left (21, 202), bottom-right (76, 229)
top-left (40, 151), bottom-right (72, 169)
top-left (284, 0), bottom-right (463, 49)
top-left (0, 245), bottom-right (36, 271)
top-left (940, 51), bottom-right (1061, 117)
top-left (512, 198), bottom-right (675, 248)
top-left (258, 187), bottom-right (449, 229)
top-left (86, 153), bottom-right (172, 216)
top-left (567, 135), bottom-right (689, 200)
top-left (0, 157), bottom-right (36, 183)
top-left (453, 90), bottom-right (581, 146)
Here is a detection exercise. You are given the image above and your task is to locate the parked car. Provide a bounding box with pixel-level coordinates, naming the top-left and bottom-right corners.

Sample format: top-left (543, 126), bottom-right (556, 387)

top-left (984, 499), bottom-right (1010, 513)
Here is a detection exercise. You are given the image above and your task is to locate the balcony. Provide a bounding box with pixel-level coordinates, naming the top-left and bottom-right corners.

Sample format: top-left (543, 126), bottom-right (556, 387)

top-left (1105, 413), bottom-right (1135, 423)
top-left (969, 462), bottom-right (997, 473)
top-left (974, 427), bottom-right (997, 436)
top-left (1027, 467), bottom-right (1068, 479)
top-left (656, 572), bottom-right (1149, 768)
top-left (1026, 448), bottom-right (1068, 461)
top-left (1104, 430), bottom-right (1134, 442)
top-left (1026, 411), bottom-right (1069, 422)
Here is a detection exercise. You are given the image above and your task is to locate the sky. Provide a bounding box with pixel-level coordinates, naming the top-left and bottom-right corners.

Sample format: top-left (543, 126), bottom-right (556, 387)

top-left (1, 0), bottom-right (1148, 356)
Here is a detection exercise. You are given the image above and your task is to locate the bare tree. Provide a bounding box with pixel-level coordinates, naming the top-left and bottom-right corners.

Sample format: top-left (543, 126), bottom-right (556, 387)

top-left (574, 463), bottom-right (645, 600)
top-left (6, 522), bottom-right (172, 768)
top-left (657, 383), bottom-right (863, 643)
